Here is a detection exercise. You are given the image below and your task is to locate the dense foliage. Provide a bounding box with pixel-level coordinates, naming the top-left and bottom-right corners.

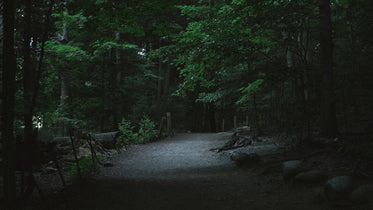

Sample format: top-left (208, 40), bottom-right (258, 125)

top-left (1, 0), bottom-right (373, 205)
top-left (0, 0), bottom-right (371, 136)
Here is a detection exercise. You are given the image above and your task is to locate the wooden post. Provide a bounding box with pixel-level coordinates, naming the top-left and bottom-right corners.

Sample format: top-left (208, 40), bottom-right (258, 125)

top-left (222, 119), bottom-right (225, 132)
top-left (246, 115), bottom-right (249, 126)
top-left (234, 116), bottom-right (237, 129)
top-left (166, 112), bottom-right (171, 135)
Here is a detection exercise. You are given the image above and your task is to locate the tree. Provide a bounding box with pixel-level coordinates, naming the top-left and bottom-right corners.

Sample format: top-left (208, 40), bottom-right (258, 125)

top-left (319, 0), bottom-right (338, 137)
top-left (1, 0), bottom-right (17, 208)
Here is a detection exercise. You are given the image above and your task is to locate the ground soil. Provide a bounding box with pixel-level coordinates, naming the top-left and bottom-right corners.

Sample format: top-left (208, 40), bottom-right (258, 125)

top-left (21, 133), bottom-right (373, 209)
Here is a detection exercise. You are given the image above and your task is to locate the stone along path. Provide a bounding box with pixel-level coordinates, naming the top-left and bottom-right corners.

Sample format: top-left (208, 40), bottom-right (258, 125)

top-left (45, 133), bottom-right (358, 210)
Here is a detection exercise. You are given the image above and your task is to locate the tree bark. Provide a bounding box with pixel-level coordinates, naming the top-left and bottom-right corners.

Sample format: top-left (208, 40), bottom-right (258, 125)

top-left (23, 0), bottom-right (35, 169)
top-left (2, 0), bottom-right (17, 208)
top-left (111, 31), bottom-right (121, 130)
top-left (319, 0), bottom-right (338, 137)
top-left (159, 63), bottom-right (171, 117)
top-left (60, 3), bottom-right (69, 135)
top-left (208, 103), bottom-right (216, 132)
top-left (157, 59), bottom-right (162, 115)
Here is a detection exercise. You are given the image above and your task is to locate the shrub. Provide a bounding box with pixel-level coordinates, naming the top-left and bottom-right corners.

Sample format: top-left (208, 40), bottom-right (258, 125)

top-left (117, 118), bottom-right (138, 148)
top-left (117, 116), bottom-right (158, 147)
top-left (138, 115), bottom-right (159, 143)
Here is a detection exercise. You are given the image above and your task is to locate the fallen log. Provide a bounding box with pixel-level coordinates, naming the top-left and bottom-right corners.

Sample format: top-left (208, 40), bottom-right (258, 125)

top-left (52, 131), bottom-right (121, 149)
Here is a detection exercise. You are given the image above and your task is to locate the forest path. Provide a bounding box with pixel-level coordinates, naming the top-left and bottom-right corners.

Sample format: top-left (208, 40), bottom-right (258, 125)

top-left (45, 133), bottom-right (341, 210)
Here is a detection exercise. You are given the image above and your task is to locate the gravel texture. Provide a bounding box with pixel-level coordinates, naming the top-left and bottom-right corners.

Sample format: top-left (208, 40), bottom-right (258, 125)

top-left (29, 133), bottom-right (372, 210)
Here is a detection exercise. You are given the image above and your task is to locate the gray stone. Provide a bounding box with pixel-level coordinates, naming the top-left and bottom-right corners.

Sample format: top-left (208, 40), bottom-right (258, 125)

top-left (37, 128), bottom-right (55, 143)
top-left (324, 176), bottom-right (353, 201)
top-left (282, 160), bottom-right (302, 179)
top-left (42, 166), bottom-right (57, 174)
top-left (230, 152), bottom-right (260, 167)
top-left (235, 126), bottom-right (251, 136)
top-left (312, 137), bottom-right (339, 147)
top-left (234, 136), bottom-right (252, 147)
top-left (103, 162), bottom-right (114, 167)
top-left (295, 170), bottom-right (325, 183)
top-left (350, 184), bottom-right (373, 203)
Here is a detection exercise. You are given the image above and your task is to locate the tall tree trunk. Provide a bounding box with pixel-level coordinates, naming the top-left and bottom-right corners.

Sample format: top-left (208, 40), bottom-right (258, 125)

top-left (253, 94), bottom-right (261, 135)
top-left (60, 3), bottom-right (69, 135)
top-left (100, 56), bottom-right (106, 132)
top-left (2, 0), bottom-right (17, 208)
top-left (23, 0), bottom-right (34, 143)
top-left (157, 59), bottom-right (162, 115)
top-left (319, 0), bottom-right (338, 137)
top-left (22, 0), bottom-right (39, 198)
top-left (60, 71), bottom-right (69, 135)
top-left (208, 103), bottom-right (216, 132)
top-left (110, 32), bottom-right (121, 130)
top-left (159, 63), bottom-right (171, 117)
top-left (157, 38), bottom-right (163, 118)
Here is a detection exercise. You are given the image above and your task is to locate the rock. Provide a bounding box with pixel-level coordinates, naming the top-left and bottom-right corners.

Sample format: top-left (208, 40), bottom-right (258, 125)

top-left (324, 176), bottom-right (353, 201)
top-left (282, 160), bottom-right (302, 179)
top-left (78, 147), bottom-right (92, 157)
top-left (93, 131), bottom-right (121, 149)
top-left (37, 128), bottom-right (55, 143)
top-left (234, 126), bottom-right (251, 136)
top-left (312, 137), bottom-right (339, 147)
top-left (234, 136), bottom-right (252, 147)
top-left (294, 170), bottom-right (325, 184)
top-left (42, 166), bottom-right (57, 174)
top-left (350, 184), bottom-right (373, 203)
top-left (230, 152), bottom-right (260, 167)
top-left (103, 162), bottom-right (114, 167)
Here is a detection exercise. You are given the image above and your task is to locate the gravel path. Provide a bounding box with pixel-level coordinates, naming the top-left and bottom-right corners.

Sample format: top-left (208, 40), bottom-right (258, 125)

top-left (38, 133), bottom-right (360, 210)
top-left (99, 132), bottom-right (237, 181)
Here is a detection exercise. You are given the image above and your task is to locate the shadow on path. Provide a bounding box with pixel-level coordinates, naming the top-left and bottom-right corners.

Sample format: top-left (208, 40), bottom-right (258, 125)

top-left (32, 133), bottom-right (354, 210)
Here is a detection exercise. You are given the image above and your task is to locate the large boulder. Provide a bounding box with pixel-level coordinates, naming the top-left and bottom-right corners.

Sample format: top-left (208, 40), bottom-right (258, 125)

top-left (230, 152), bottom-right (260, 167)
top-left (282, 160), bottom-right (303, 179)
top-left (324, 176), bottom-right (353, 201)
top-left (349, 184), bottom-right (373, 203)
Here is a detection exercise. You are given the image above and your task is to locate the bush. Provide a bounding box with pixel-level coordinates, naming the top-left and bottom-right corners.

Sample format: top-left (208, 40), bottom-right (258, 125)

top-left (138, 115), bottom-right (159, 143)
top-left (117, 118), bottom-right (138, 147)
top-left (116, 116), bottom-right (158, 147)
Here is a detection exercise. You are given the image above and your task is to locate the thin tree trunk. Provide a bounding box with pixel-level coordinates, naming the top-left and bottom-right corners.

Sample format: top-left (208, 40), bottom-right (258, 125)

top-left (157, 38), bottom-right (163, 117)
top-left (157, 59), bottom-right (162, 114)
top-left (100, 56), bottom-right (106, 132)
top-left (60, 3), bottom-right (69, 135)
top-left (209, 103), bottom-right (216, 132)
top-left (319, 0), bottom-right (338, 137)
top-left (60, 72), bottom-right (69, 135)
top-left (253, 94), bottom-right (261, 135)
top-left (159, 63), bottom-right (171, 117)
top-left (111, 32), bottom-right (121, 130)
top-left (2, 0), bottom-right (17, 208)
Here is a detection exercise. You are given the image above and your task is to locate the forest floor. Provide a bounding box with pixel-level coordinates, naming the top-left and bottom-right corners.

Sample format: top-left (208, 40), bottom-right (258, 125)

top-left (22, 132), bottom-right (373, 210)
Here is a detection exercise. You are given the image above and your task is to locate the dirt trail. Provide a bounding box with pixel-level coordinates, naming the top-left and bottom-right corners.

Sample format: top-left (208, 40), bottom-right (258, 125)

top-left (38, 133), bottom-right (362, 210)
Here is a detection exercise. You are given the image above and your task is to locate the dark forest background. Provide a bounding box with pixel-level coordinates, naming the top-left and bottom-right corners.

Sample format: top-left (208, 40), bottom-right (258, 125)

top-left (1, 0), bottom-right (373, 207)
